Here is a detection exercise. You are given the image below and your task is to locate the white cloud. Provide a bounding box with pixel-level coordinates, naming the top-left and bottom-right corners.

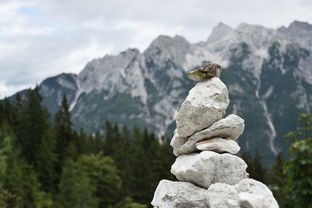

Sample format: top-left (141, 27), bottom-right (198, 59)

top-left (0, 0), bottom-right (311, 97)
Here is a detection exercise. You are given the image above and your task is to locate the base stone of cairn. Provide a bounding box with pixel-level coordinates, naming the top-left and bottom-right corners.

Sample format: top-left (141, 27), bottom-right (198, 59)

top-left (152, 179), bottom-right (278, 208)
top-left (152, 180), bottom-right (210, 208)
top-left (151, 64), bottom-right (278, 208)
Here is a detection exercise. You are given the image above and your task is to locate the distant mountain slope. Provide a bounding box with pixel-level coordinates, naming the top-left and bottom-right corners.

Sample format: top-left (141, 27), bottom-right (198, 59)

top-left (11, 21), bottom-right (312, 163)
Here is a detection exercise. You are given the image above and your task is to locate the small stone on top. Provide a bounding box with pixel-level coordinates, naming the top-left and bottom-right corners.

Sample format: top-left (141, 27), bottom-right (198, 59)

top-left (188, 63), bottom-right (222, 81)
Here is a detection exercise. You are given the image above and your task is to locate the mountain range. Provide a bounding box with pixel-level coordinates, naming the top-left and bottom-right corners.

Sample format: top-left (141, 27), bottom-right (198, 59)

top-left (11, 20), bottom-right (312, 163)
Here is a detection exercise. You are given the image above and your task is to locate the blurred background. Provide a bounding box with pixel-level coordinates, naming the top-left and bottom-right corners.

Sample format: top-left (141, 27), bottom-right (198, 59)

top-left (0, 0), bottom-right (311, 207)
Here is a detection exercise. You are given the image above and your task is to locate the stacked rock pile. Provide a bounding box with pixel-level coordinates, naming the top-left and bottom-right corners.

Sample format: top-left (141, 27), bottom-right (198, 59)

top-left (151, 64), bottom-right (278, 208)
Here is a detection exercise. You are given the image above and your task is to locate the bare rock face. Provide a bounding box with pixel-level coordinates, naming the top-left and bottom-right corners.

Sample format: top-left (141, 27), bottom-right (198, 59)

top-left (190, 114), bottom-right (245, 141)
top-left (151, 179), bottom-right (278, 208)
top-left (176, 77), bottom-right (229, 137)
top-left (171, 151), bottom-right (247, 189)
top-left (207, 183), bottom-right (240, 208)
top-left (170, 129), bottom-right (189, 156)
top-left (171, 114), bottom-right (244, 156)
top-left (196, 137), bottom-right (240, 154)
top-left (151, 180), bottom-right (209, 208)
top-left (207, 179), bottom-right (279, 208)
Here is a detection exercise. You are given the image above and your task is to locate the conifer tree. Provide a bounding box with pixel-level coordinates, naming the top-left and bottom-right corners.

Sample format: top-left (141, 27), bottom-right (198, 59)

top-left (5, 152), bottom-right (52, 208)
top-left (103, 122), bottom-right (131, 197)
top-left (15, 88), bottom-right (57, 193)
top-left (251, 151), bottom-right (266, 183)
top-left (35, 126), bottom-right (57, 193)
top-left (16, 88), bottom-right (49, 163)
top-left (0, 98), bottom-right (17, 127)
top-left (0, 122), bottom-right (14, 185)
top-left (0, 122), bottom-right (16, 207)
top-left (57, 160), bottom-right (97, 208)
top-left (241, 151), bottom-right (266, 183)
top-left (77, 153), bottom-right (122, 207)
top-left (15, 93), bottom-right (22, 112)
top-left (266, 152), bottom-right (285, 202)
top-left (55, 95), bottom-right (76, 171)
top-left (283, 113), bottom-right (312, 208)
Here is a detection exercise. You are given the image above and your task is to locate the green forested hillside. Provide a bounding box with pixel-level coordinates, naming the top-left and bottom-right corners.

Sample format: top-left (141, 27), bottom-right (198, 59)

top-left (0, 89), bottom-right (311, 207)
top-left (0, 89), bottom-right (174, 207)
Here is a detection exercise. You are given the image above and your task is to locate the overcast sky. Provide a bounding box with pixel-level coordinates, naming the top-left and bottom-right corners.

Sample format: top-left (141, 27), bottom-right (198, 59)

top-left (1, 0), bottom-right (311, 97)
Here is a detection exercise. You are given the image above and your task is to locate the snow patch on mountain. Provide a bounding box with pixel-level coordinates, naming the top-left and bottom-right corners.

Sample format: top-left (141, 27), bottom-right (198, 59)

top-left (69, 78), bottom-right (82, 111)
top-left (262, 86), bottom-right (274, 100)
top-left (260, 100), bottom-right (278, 155)
top-left (56, 76), bottom-right (77, 90)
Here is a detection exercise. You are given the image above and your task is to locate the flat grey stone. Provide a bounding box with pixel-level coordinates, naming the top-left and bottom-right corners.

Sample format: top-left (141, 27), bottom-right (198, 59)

top-left (171, 114), bottom-right (244, 156)
top-left (196, 137), bottom-right (241, 154)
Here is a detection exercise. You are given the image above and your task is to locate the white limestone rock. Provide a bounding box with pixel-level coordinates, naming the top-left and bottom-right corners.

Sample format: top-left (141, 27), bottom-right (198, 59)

top-left (176, 77), bottom-right (229, 137)
top-left (207, 183), bottom-right (240, 208)
top-left (151, 179), bottom-right (209, 208)
top-left (239, 192), bottom-right (267, 208)
top-left (170, 129), bottom-right (189, 156)
top-left (172, 114), bottom-right (244, 156)
top-left (151, 179), bottom-right (278, 208)
top-left (171, 151), bottom-right (247, 189)
top-left (207, 179), bottom-right (279, 208)
top-left (196, 137), bottom-right (241, 154)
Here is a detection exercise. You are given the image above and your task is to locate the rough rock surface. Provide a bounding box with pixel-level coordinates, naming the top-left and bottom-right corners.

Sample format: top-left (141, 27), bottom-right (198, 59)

top-left (188, 63), bottom-right (222, 81)
top-left (170, 129), bottom-right (189, 156)
top-left (171, 151), bottom-right (247, 188)
top-left (172, 114), bottom-right (244, 156)
top-left (151, 179), bottom-right (278, 208)
top-left (176, 77), bottom-right (229, 137)
top-left (151, 180), bottom-right (209, 208)
top-left (170, 130), bottom-right (186, 156)
top-left (207, 179), bottom-right (279, 208)
top-left (196, 137), bottom-right (240, 154)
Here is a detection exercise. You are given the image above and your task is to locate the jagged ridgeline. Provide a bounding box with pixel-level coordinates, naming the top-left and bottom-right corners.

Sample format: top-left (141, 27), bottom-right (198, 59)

top-left (10, 21), bottom-right (312, 163)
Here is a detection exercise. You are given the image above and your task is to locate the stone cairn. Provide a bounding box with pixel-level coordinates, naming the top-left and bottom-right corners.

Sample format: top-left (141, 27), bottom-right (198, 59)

top-left (151, 64), bottom-right (279, 208)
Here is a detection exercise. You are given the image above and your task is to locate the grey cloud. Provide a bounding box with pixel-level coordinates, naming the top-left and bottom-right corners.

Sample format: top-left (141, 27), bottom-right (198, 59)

top-left (0, 0), bottom-right (311, 97)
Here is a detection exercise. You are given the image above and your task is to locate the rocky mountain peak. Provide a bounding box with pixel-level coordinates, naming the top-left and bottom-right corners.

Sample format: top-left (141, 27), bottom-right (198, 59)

top-left (78, 47), bottom-right (143, 93)
top-left (207, 22), bottom-right (277, 50)
top-left (288, 20), bottom-right (312, 31)
top-left (147, 35), bottom-right (190, 49)
top-left (278, 21), bottom-right (312, 48)
top-left (11, 21), bottom-right (312, 164)
top-left (120, 48), bottom-right (141, 57)
top-left (207, 22), bottom-right (235, 44)
top-left (144, 35), bottom-right (192, 65)
top-left (235, 23), bottom-right (277, 48)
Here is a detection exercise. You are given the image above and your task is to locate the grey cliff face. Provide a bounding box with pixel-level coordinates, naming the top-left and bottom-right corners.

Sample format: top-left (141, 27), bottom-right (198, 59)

top-left (10, 21), bottom-right (312, 163)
